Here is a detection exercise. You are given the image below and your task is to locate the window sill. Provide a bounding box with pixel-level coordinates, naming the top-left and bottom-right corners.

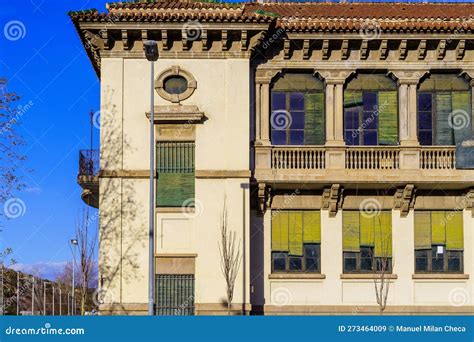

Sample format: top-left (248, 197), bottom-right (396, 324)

top-left (269, 273), bottom-right (326, 280)
top-left (412, 274), bottom-right (469, 280)
top-left (156, 207), bottom-right (193, 213)
top-left (340, 274), bottom-right (398, 280)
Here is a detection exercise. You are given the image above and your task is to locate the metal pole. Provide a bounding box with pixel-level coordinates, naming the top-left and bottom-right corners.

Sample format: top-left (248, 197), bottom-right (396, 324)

top-left (43, 283), bottom-right (46, 315)
top-left (16, 271), bottom-right (19, 315)
top-left (67, 293), bottom-right (70, 316)
top-left (52, 286), bottom-right (55, 315)
top-left (59, 288), bottom-right (62, 316)
top-left (31, 277), bottom-right (34, 315)
top-left (72, 249), bottom-right (76, 315)
top-left (148, 60), bottom-right (156, 316)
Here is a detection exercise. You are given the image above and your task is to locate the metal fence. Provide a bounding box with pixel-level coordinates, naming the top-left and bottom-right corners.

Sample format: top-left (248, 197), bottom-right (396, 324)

top-left (78, 149), bottom-right (100, 177)
top-left (155, 275), bottom-right (195, 316)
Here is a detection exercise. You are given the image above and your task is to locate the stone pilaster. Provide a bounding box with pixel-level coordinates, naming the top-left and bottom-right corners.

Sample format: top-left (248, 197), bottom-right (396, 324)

top-left (255, 69), bottom-right (281, 146)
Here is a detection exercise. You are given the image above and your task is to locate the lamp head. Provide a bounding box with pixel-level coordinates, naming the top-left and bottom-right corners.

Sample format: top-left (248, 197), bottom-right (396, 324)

top-left (144, 40), bottom-right (159, 62)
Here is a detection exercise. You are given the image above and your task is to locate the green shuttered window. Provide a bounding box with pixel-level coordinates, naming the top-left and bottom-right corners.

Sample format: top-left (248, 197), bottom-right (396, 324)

top-left (378, 91), bottom-right (398, 145)
top-left (156, 142), bottom-right (195, 207)
top-left (271, 210), bottom-right (321, 273)
top-left (414, 211), bottom-right (464, 273)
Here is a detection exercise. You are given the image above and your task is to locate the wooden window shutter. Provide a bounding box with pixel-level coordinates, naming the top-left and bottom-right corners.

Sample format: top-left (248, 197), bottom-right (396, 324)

top-left (377, 91), bottom-right (398, 145)
top-left (304, 93), bottom-right (325, 145)
top-left (446, 211), bottom-right (464, 251)
top-left (343, 211), bottom-right (360, 252)
top-left (288, 211), bottom-right (303, 256)
top-left (431, 211), bottom-right (447, 245)
top-left (452, 91), bottom-right (472, 144)
top-left (414, 211), bottom-right (431, 250)
top-left (302, 211), bottom-right (321, 244)
top-left (435, 93), bottom-right (454, 145)
top-left (359, 214), bottom-right (375, 247)
top-left (271, 211), bottom-right (289, 252)
top-left (374, 211), bottom-right (392, 257)
top-left (156, 142), bottom-right (195, 206)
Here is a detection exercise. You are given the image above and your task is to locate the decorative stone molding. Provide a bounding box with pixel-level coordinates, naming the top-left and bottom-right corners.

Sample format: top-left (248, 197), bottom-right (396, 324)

top-left (437, 39), bottom-right (447, 60)
top-left (418, 40), bottom-right (427, 60)
top-left (145, 105), bottom-right (205, 124)
top-left (457, 39), bottom-right (466, 60)
top-left (155, 66), bottom-right (197, 103)
top-left (399, 39), bottom-right (407, 60)
top-left (394, 184), bottom-right (416, 217)
top-left (322, 184), bottom-right (343, 217)
top-left (379, 39), bottom-right (388, 60)
top-left (341, 39), bottom-right (349, 60)
top-left (465, 189), bottom-right (474, 217)
top-left (258, 183), bottom-right (272, 214)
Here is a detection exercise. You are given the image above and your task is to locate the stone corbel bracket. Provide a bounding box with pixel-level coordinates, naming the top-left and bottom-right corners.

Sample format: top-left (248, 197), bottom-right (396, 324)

top-left (258, 183), bottom-right (272, 214)
top-left (465, 189), bottom-right (474, 218)
top-left (145, 105), bottom-right (206, 124)
top-left (394, 184), bottom-right (416, 217)
top-left (322, 184), bottom-right (343, 217)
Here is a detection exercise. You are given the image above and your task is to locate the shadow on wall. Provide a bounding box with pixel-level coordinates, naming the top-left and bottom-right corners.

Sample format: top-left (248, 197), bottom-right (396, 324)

top-left (249, 211), bottom-right (264, 312)
top-left (97, 86), bottom-right (146, 312)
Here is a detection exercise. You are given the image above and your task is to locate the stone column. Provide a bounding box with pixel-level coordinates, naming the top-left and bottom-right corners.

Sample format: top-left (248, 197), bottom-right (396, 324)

top-left (317, 70), bottom-right (354, 169)
top-left (389, 70), bottom-right (428, 169)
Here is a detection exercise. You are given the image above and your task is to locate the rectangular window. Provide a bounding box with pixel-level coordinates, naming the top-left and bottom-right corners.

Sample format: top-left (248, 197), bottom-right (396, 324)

top-left (271, 91), bottom-right (325, 145)
top-left (344, 91), bottom-right (398, 146)
top-left (417, 91), bottom-right (471, 146)
top-left (155, 274), bottom-right (195, 315)
top-left (156, 142), bottom-right (195, 207)
top-left (342, 210), bottom-right (393, 273)
top-left (271, 210), bottom-right (321, 273)
top-left (414, 211), bottom-right (464, 273)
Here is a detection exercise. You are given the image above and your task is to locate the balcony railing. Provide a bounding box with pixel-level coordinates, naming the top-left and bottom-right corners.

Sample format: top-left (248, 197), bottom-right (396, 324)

top-left (271, 146), bottom-right (325, 170)
top-left (78, 149), bottom-right (100, 177)
top-left (268, 146), bottom-right (457, 171)
top-left (346, 147), bottom-right (399, 170)
top-left (420, 146), bottom-right (456, 170)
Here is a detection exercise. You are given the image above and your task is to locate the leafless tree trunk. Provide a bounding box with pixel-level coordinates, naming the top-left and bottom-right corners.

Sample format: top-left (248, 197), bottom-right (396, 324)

top-left (218, 200), bottom-right (242, 315)
top-left (75, 207), bottom-right (97, 315)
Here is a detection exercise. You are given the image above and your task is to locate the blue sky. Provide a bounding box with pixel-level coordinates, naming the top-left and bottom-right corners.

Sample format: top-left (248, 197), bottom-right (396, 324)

top-left (0, 0), bottom-right (472, 279)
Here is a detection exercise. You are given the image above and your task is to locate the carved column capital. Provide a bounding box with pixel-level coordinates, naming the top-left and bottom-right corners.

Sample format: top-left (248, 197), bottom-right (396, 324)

top-left (315, 70), bottom-right (355, 84)
top-left (461, 70), bottom-right (474, 86)
top-left (255, 69), bottom-right (282, 84)
top-left (388, 70), bottom-right (429, 85)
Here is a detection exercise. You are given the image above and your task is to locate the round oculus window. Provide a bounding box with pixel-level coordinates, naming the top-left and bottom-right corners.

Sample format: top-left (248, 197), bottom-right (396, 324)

top-left (163, 75), bottom-right (188, 95)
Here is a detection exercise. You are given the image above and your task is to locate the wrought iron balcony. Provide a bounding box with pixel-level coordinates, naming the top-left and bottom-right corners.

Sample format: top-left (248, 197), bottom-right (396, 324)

top-left (78, 149), bottom-right (99, 208)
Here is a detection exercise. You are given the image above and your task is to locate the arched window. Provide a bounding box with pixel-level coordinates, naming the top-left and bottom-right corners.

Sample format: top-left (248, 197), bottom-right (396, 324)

top-left (344, 74), bottom-right (398, 146)
top-left (417, 74), bottom-right (471, 146)
top-left (271, 73), bottom-right (325, 145)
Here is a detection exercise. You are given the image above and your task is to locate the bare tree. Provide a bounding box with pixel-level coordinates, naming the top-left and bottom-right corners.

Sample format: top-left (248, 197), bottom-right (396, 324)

top-left (218, 200), bottom-right (242, 315)
top-left (372, 214), bottom-right (393, 313)
top-left (74, 207), bottom-right (98, 315)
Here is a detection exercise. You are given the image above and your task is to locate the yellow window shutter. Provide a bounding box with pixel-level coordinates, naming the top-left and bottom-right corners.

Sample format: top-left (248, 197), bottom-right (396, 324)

top-left (343, 211), bottom-right (360, 252)
top-left (431, 211), bottom-right (447, 245)
top-left (414, 211), bottom-right (432, 249)
top-left (289, 211), bottom-right (303, 256)
top-left (271, 211), bottom-right (289, 252)
top-left (303, 211), bottom-right (321, 243)
top-left (374, 211), bottom-right (392, 257)
top-left (446, 211), bottom-right (464, 250)
top-left (360, 213), bottom-right (375, 246)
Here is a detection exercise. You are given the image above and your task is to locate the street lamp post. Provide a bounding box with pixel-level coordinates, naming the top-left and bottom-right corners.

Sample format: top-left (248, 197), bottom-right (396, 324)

top-left (70, 239), bottom-right (78, 315)
top-left (144, 40), bottom-right (159, 316)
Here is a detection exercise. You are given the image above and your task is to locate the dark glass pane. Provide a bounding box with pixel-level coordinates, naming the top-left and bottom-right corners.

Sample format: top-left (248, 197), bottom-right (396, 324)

top-left (271, 130), bottom-right (287, 145)
top-left (418, 93), bottom-right (432, 111)
top-left (415, 250), bottom-right (429, 272)
top-left (305, 258), bottom-right (319, 272)
top-left (419, 131), bottom-right (433, 146)
top-left (363, 92), bottom-right (377, 112)
top-left (289, 257), bottom-right (303, 271)
top-left (360, 247), bottom-right (373, 271)
top-left (345, 130), bottom-right (359, 145)
top-left (272, 252), bottom-right (287, 272)
top-left (304, 244), bottom-right (320, 272)
top-left (272, 92), bottom-right (286, 110)
top-left (290, 130), bottom-right (304, 145)
top-left (448, 251), bottom-right (462, 272)
top-left (163, 76), bottom-right (188, 95)
top-left (363, 111), bottom-right (378, 130)
top-left (304, 244), bottom-right (320, 258)
top-left (344, 252), bottom-right (357, 272)
top-left (290, 111), bottom-right (305, 129)
top-left (345, 109), bottom-right (359, 129)
top-left (431, 246), bottom-right (445, 272)
top-left (363, 130), bottom-right (378, 145)
top-left (290, 92), bottom-right (305, 111)
top-left (418, 111), bottom-right (433, 130)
